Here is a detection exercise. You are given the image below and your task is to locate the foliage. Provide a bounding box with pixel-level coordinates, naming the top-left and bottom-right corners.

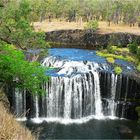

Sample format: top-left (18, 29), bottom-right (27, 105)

top-left (136, 46), bottom-right (140, 61)
top-left (106, 57), bottom-right (115, 64)
top-left (107, 46), bottom-right (117, 53)
top-left (0, 42), bottom-right (49, 94)
top-left (97, 51), bottom-right (136, 63)
top-left (114, 66), bottom-right (122, 75)
top-left (0, 0), bottom-right (50, 95)
top-left (128, 42), bottom-right (138, 54)
top-left (97, 43), bottom-right (140, 74)
top-left (24, 0), bottom-right (140, 26)
top-left (0, 0), bottom-right (48, 50)
top-left (137, 64), bottom-right (140, 72)
top-left (84, 20), bottom-right (98, 31)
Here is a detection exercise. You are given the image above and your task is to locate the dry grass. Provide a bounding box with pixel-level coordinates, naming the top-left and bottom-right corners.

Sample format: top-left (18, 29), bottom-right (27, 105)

top-left (33, 20), bottom-right (84, 32)
top-left (33, 20), bottom-right (140, 35)
top-left (0, 102), bottom-right (36, 140)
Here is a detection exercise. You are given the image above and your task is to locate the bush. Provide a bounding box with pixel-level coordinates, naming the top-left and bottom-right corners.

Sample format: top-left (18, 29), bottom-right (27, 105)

top-left (84, 20), bottom-right (99, 31)
top-left (106, 57), bottom-right (115, 63)
top-left (136, 46), bottom-right (140, 61)
top-left (137, 63), bottom-right (140, 72)
top-left (107, 46), bottom-right (117, 53)
top-left (0, 42), bottom-right (49, 94)
top-left (114, 66), bottom-right (122, 75)
top-left (128, 42), bottom-right (138, 54)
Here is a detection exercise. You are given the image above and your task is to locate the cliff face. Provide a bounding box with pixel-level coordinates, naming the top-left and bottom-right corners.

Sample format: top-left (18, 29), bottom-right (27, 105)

top-left (46, 29), bottom-right (140, 49)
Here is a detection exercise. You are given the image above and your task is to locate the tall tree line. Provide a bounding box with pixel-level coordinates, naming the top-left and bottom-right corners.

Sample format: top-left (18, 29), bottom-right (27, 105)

top-left (27, 0), bottom-right (140, 26)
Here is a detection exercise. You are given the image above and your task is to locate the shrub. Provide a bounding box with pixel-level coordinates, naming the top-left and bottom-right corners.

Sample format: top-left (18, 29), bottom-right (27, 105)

top-left (136, 46), bottom-right (140, 61)
top-left (106, 57), bottom-right (115, 63)
top-left (84, 20), bottom-right (99, 31)
top-left (107, 46), bottom-right (118, 53)
top-left (128, 42), bottom-right (138, 54)
top-left (0, 43), bottom-right (49, 94)
top-left (114, 66), bottom-right (122, 75)
top-left (137, 63), bottom-right (140, 72)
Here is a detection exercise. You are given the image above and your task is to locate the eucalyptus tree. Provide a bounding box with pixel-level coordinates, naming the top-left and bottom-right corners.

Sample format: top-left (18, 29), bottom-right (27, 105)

top-left (0, 0), bottom-right (49, 94)
top-left (0, 0), bottom-right (47, 50)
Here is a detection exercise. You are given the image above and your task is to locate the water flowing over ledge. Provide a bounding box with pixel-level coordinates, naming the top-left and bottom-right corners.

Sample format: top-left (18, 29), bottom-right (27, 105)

top-left (9, 48), bottom-right (140, 124)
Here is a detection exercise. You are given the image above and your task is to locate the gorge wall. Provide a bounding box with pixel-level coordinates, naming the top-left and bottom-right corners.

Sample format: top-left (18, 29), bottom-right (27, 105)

top-left (46, 29), bottom-right (140, 49)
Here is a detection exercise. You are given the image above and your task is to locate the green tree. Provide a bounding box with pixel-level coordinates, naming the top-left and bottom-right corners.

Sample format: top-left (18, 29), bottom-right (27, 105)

top-left (0, 0), bottom-right (47, 50)
top-left (0, 0), bottom-right (49, 94)
top-left (0, 42), bottom-right (49, 94)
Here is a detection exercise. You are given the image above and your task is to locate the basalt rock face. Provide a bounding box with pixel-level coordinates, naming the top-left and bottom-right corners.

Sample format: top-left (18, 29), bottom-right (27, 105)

top-left (45, 30), bottom-right (140, 49)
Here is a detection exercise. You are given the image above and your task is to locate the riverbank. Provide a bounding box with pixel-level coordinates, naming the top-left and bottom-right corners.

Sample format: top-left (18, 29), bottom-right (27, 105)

top-left (0, 91), bottom-right (35, 140)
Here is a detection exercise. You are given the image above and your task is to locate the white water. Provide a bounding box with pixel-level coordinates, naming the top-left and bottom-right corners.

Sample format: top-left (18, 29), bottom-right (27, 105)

top-left (14, 55), bottom-right (133, 123)
top-left (93, 72), bottom-right (103, 117)
top-left (35, 95), bottom-right (39, 118)
top-left (14, 88), bottom-right (26, 117)
top-left (110, 74), bottom-right (118, 116)
top-left (42, 56), bottom-right (110, 76)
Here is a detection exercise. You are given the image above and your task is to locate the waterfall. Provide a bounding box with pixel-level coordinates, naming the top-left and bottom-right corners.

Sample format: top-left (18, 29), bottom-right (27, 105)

top-left (63, 78), bottom-right (72, 119)
top-left (14, 88), bottom-right (26, 120)
top-left (11, 54), bottom-right (140, 122)
top-left (35, 95), bottom-right (39, 118)
top-left (93, 72), bottom-right (103, 117)
top-left (109, 74), bottom-right (117, 117)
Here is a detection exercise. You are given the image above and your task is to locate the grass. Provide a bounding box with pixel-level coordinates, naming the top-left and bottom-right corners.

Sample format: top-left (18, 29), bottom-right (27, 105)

top-left (97, 51), bottom-right (136, 63)
top-left (33, 20), bottom-right (140, 35)
top-left (97, 45), bottom-right (140, 73)
top-left (0, 101), bottom-right (36, 140)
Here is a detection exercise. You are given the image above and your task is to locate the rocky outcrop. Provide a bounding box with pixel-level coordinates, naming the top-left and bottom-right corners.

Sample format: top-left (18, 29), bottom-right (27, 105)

top-left (46, 29), bottom-right (140, 49)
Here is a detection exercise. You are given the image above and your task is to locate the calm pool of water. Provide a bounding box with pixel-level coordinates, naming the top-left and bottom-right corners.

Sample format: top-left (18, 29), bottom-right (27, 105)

top-left (25, 119), bottom-right (140, 139)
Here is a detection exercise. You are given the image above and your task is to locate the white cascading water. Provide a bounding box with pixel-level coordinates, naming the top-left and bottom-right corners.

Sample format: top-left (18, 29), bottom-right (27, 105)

top-left (92, 72), bottom-right (103, 117)
top-left (15, 88), bottom-right (22, 116)
top-left (44, 71), bottom-right (103, 119)
top-left (63, 78), bottom-right (72, 119)
top-left (35, 95), bottom-right (39, 118)
top-left (110, 74), bottom-right (118, 117)
top-left (14, 88), bottom-right (26, 121)
top-left (14, 55), bottom-right (133, 123)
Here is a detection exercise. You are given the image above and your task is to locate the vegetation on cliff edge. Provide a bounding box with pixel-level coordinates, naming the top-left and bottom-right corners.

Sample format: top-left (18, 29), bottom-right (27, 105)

top-left (97, 44), bottom-right (140, 73)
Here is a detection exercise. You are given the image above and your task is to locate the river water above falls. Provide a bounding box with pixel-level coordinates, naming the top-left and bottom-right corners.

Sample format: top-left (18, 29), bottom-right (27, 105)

top-left (11, 48), bottom-right (140, 139)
